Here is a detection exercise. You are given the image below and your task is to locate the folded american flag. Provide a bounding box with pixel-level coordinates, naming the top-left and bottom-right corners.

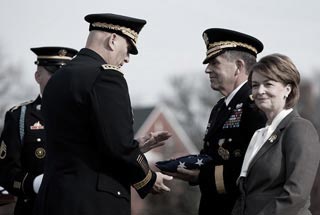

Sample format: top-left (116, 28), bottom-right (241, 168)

top-left (155, 154), bottom-right (212, 172)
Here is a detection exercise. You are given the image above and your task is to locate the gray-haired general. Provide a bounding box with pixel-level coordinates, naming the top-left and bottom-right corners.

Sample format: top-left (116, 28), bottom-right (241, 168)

top-left (163, 28), bottom-right (267, 215)
top-left (34, 13), bottom-right (172, 215)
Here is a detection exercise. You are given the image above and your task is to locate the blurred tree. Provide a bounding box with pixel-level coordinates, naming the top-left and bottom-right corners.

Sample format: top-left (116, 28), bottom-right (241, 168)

top-left (161, 72), bottom-right (221, 150)
top-left (0, 45), bottom-right (37, 214)
top-left (298, 79), bottom-right (320, 132)
top-left (0, 46), bottom-right (37, 133)
top-left (137, 72), bottom-right (219, 214)
top-left (297, 72), bottom-right (320, 215)
top-left (136, 72), bottom-right (220, 215)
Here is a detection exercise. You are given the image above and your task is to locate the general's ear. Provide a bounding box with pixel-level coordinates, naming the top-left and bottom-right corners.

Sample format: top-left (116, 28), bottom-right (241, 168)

top-left (235, 59), bottom-right (245, 75)
top-left (106, 33), bottom-right (117, 51)
top-left (235, 59), bottom-right (245, 70)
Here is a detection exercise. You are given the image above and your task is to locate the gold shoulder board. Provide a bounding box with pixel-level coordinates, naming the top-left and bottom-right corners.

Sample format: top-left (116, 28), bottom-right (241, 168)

top-left (101, 64), bottom-right (123, 74)
top-left (10, 99), bottom-right (34, 112)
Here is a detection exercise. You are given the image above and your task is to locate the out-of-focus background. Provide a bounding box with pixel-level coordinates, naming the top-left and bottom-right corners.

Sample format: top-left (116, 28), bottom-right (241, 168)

top-left (1, 0), bottom-right (320, 214)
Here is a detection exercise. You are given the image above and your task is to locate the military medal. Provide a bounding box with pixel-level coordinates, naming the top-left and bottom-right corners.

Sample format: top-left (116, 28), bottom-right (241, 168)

top-left (218, 139), bottom-right (230, 160)
top-left (218, 146), bottom-right (230, 160)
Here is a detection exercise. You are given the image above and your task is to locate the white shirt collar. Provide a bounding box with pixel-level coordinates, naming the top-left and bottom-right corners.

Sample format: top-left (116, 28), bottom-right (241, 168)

top-left (267, 108), bottom-right (293, 134)
top-left (238, 108), bottom-right (293, 179)
top-left (225, 81), bottom-right (247, 106)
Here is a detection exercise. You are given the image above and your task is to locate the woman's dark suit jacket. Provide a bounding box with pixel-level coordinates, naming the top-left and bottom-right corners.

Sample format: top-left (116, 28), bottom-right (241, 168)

top-left (233, 110), bottom-right (320, 215)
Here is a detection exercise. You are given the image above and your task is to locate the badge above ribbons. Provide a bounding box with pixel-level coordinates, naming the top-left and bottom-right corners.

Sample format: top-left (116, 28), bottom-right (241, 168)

top-left (30, 121), bottom-right (44, 130)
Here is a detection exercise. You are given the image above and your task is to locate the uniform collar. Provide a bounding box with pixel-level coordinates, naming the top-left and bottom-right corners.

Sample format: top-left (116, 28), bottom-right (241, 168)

top-left (78, 48), bottom-right (107, 64)
top-left (225, 81), bottom-right (247, 106)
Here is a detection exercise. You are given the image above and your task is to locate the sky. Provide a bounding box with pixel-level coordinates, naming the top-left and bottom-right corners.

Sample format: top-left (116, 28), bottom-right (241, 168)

top-left (1, 0), bottom-right (320, 105)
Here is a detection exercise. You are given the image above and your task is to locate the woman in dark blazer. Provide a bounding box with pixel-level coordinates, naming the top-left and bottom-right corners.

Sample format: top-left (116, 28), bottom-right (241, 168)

top-left (232, 54), bottom-right (320, 215)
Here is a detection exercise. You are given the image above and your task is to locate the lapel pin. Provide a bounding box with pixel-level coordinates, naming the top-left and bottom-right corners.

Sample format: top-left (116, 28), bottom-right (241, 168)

top-left (268, 134), bottom-right (277, 143)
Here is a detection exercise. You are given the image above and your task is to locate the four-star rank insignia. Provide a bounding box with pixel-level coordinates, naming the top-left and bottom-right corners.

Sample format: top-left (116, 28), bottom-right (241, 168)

top-left (155, 154), bottom-right (212, 173)
top-left (101, 64), bottom-right (122, 74)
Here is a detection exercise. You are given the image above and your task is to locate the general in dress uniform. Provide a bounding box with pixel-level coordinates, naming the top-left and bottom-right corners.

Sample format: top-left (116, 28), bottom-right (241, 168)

top-left (0, 46), bottom-right (77, 215)
top-left (197, 29), bottom-right (267, 215)
top-left (34, 13), bottom-right (171, 215)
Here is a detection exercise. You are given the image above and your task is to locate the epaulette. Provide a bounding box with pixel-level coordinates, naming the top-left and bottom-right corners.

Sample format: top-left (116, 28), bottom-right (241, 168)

top-left (101, 64), bottom-right (123, 74)
top-left (9, 100), bottom-right (34, 112)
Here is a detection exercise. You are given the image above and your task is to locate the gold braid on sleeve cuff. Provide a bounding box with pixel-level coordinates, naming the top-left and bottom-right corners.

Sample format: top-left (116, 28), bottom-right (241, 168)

top-left (133, 170), bottom-right (152, 190)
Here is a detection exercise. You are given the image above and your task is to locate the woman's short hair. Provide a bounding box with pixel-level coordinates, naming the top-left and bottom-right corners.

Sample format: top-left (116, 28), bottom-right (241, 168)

top-left (248, 53), bottom-right (300, 108)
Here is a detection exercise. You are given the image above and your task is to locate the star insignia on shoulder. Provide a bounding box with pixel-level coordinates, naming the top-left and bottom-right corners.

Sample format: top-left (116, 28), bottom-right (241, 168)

top-left (101, 64), bottom-right (122, 74)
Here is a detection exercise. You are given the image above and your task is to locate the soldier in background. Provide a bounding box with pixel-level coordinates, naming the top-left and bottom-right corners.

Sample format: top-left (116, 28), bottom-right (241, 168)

top-left (0, 46), bottom-right (78, 215)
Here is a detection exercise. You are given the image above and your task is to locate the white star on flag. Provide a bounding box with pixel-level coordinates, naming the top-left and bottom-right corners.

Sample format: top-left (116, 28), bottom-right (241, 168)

top-left (195, 159), bottom-right (204, 166)
top-left (178, 161), bottom-right (186, 169)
